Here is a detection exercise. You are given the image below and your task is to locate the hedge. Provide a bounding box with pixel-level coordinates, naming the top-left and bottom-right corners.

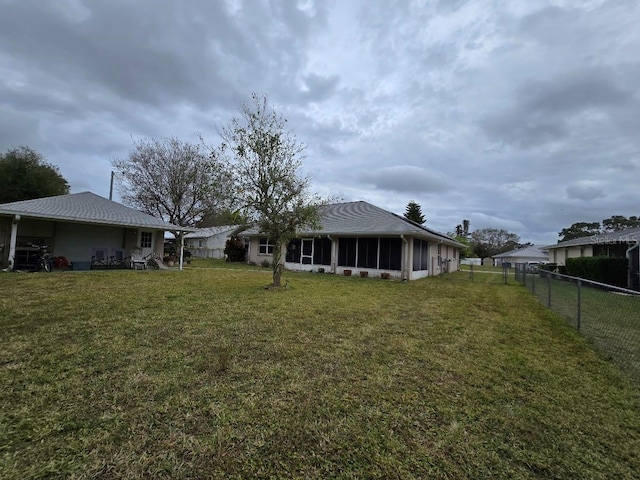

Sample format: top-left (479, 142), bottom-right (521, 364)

top-left (565, 256), bottom-right (629, 288)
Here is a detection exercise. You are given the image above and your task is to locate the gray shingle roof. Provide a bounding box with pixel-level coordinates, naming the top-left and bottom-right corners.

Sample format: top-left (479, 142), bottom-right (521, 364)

top-left (244, 201), bottom-right (464, 247)
top-left (543, 227), bottom-right (640, 250)
top-left (0, 191), bottom-right (193, 231)
top-left (492, 245), bottom-right (549, 260)
top-left (184, 225), bottom-right (246, 239)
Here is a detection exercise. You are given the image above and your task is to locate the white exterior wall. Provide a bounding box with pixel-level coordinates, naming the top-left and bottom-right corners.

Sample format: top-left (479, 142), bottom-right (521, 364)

top-left (247, 235), bottom-right (459, 280)
top-left (246, 237), bottom-right (284, 266)
top-left (551, 245), bottom-right (592, 265)
top-left (494, 254), bottom-right (549, 265)
top-left (187, 230), bottom-right (234, 258)
top-left (53, 223), bottom-right (125, 262)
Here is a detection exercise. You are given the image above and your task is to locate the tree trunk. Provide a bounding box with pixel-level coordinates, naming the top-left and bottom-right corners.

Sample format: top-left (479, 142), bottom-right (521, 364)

top-left (272, 263), bottom-right (282, 287)
top-left (272, 243), bottom-right (283, 286)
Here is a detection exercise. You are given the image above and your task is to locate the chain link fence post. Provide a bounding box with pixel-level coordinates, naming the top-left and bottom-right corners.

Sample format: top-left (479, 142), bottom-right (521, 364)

top-left (577, 279), bottom-right (581, 331)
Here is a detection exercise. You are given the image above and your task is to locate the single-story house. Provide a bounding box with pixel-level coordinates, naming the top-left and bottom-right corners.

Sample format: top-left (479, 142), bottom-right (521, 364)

top-left (243, 201), bottom-right (465, 280)
top-left (184, 225), bottom-right (247, 259)
top-left (492, 245), bottom-right (549, 267)
top-left (0, 191), bottom-right (194, 270)
top-left (543, 227), bottom-right (640, 289)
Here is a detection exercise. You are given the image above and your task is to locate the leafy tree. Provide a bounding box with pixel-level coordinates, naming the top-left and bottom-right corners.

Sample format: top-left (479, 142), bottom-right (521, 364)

top-left (454, 219), bottom-right (470, 238)
top-left (469, 228), bottom-right (520, 259)
top-left (601, 215), bottom-right (640, 232)
top-left (404, 200), bottom-right (426, 224)
top-left (0, 146), bottom-right (70, 203)
top-left (113, 137), bottom-right (232, 244)
top-left (224, 235), bottom-right (246, 262)
top-left (558, 222), bottom-right (601, 242)
top-left (451, 235), bottom-right (474, 259)
top-left (197, 207), bottom-right (249, 228)
top-left (218, 93), bottom-right (322, 287)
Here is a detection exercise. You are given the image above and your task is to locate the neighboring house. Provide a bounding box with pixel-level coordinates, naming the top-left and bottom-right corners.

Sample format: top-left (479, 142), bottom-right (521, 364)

top-left (243, 201), bottom-right (465, 280)
top-left (492, 245), bottom-right (549, 267)
top-left (0, 192), bottom-right (194, 270)
top-left (543, 227), bottom-right (640, 289)
top-left (184, 225), bottom-right (247, 259)
top-left (460, 258), bottom-right (481, 266)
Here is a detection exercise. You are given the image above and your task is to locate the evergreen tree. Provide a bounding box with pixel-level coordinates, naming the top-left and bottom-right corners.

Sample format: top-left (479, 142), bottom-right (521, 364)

top-left (404, 201), bottom-right (426, 224)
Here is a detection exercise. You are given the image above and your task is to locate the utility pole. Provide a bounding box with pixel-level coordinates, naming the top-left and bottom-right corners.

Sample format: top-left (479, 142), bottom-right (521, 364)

top-left (109, 171), bottom-right (114, 200)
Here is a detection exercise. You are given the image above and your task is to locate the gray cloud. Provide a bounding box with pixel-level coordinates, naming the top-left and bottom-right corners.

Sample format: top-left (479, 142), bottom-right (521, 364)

top-left (361, 166), bottom-right (450, 195)
top-left (566, 182), bottom-right (606, 201)
top-left (1, 0), bottom-right (639, 245)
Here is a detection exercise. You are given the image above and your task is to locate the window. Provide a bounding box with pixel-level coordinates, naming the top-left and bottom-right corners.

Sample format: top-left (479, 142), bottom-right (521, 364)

top-left (379, 238), bottom-right (402, 270)
top-left (313, 237), bottom-right (332, 265)
top-left (140, 231), bottom-right (152, 248)
top-left (338, 238), bottom-right (357, 267)
top-left (198, 239), bottom-right (204, 248)
top-left (357, 237), bottom-right (378, 268)
top-left (286, 239), bottom-right (301, 263)
top-left (413, 239), bottom-right (429, 271)
top-left (259, 237), bottom-right (274, 255)
top-left (338, 236), bottom-right (403, 270)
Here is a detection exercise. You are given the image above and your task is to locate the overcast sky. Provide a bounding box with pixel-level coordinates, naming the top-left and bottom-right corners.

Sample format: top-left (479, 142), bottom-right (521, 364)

top-left (1, 0), bottom-right (639, 244)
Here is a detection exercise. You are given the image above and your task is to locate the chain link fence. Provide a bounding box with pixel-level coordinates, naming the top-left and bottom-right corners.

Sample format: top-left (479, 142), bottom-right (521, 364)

top-left (515, 264), bottom-right (640, 383)
top-left (458, 264), bottom-right (513, 284)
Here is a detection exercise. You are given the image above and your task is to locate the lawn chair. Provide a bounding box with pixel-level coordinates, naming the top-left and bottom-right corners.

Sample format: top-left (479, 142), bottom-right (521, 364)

top-left (129, 249), bottom-right (147, 270)
top-left (110, 249), bottom-right (128, 269)
top-left (91, 247), bottom-right (109, 269)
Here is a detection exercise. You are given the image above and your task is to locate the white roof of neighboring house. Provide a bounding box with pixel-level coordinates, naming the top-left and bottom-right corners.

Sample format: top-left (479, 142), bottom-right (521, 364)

top-left (0, 191), bottom-right (193, 231)
top-left (244, 201), bottom-right (465, 248)
top-left (493, 245), bottom-right (549, 260)
top-left (184, 225), bottom-right (245, 239)
top-left (543, 227), bottom-right (640, 250)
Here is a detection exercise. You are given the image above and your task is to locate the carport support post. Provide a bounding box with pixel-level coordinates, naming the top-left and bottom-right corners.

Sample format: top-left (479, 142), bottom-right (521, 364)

top-left (179, 231), bottom-right (185, 270)
top-left (8, 214), bottom-right (19, 270)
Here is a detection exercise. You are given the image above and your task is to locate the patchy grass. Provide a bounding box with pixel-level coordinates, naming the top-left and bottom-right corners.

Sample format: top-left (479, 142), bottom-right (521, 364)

top-left (186, 257), bottom-right (264, 271)
top-left (1, 269), bottom-right (639, 479)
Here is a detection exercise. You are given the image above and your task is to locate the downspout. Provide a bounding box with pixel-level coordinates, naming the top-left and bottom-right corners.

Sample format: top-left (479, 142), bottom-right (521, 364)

top-left (401, 234), bottom-right (408, 280)
top-left (8, 214), bottom-right (19, 271)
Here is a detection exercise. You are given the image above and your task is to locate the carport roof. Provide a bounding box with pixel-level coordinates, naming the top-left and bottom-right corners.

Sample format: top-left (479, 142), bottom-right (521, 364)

top-left (0, 191), bottom-right (194, 231)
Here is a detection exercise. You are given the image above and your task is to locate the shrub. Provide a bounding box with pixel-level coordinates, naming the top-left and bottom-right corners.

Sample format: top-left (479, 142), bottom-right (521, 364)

top-left (224, 236), bottom-right (246, 262)
top-left (565, 257), bottom-right (628, 287)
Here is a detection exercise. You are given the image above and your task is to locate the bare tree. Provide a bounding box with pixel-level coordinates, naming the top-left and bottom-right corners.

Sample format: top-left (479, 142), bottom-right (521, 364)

top-left (113, 137), bottom-right (232, 244)
top-left (219, 93), bottom-right (322, 287)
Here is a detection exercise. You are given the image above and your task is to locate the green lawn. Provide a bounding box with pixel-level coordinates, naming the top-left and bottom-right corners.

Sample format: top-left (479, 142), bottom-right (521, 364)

top-left (522, 273), bottom-right (640, 383)
top-left (1, 268), bottom-right (639, 479)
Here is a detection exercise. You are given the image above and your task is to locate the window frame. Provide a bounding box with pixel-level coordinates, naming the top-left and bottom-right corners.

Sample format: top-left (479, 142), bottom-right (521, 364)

top-left (140, 231), bottom-right (152, 248)
top-left (259, 237), bottom-right (274, 255)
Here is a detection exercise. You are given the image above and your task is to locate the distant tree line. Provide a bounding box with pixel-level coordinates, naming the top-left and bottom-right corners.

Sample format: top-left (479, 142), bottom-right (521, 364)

top-left (559, 215), bottom-right (640, 242)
